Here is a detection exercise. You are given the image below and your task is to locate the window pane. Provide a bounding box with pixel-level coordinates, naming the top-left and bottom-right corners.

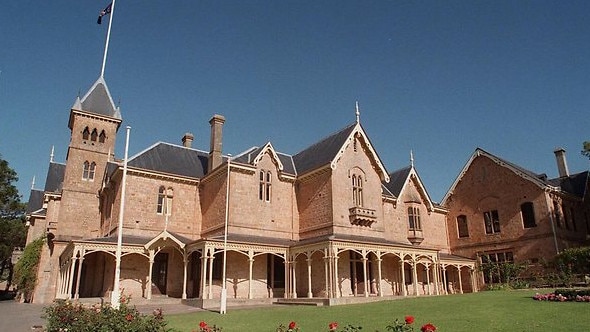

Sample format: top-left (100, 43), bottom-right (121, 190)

top-left (521, 202), bottom-right (536, 228)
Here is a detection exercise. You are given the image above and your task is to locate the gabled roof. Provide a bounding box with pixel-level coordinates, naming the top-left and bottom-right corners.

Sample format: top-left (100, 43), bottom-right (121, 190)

top-left (25, 189), bottom-right (45, 214)
top-left (72, 76), bottom-right (121, 119)
top-left (144, 230), bottom-right (192, 249)
top-left (384, 165), bottom-right (435, 211)
top-left (128, 142), bottom-right (209, 178)
top-left (44, 162), bottom-right (66, 193)
top-left (441, 148), bottom-right (555, 205)
top-left (293, 122), bottom-right (389, 181)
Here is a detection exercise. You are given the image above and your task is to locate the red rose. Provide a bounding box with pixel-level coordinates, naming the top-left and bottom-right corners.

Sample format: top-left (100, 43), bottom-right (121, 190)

top-left (125, 313), bottom-right (134, 321)
top-left (329, 322), bottom-right (339, 330)
top-left (405, 315), bottom-right (415, 324)
top-left (289, 321), bottom-right (297, 329)
top-left (199, 321), bottom-right (208, 328)
top-left (421, 323), bottom-right (437, 332)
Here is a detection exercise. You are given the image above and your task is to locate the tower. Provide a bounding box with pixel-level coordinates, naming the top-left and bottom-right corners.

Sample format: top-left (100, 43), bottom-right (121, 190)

top-left (56, 77), bottom-right (122, 240)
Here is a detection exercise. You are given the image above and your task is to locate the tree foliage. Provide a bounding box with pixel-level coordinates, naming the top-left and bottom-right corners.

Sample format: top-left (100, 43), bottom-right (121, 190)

top-left (0, 154), bottom-right (23, 215)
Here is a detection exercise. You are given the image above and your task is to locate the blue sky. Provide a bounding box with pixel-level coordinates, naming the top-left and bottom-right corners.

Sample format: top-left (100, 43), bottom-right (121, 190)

top-left (1, 0), bottom-right (589, 203)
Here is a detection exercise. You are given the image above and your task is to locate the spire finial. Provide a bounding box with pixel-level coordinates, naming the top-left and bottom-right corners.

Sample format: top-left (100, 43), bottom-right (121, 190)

top-left (355, 101), bottom-right (360, 123)
top-left (410, 149), bottom-right (414, 167)
top-left (50, 146), bottom-right (55, 163)
top-left (31, 175), bottom-right (36, 190)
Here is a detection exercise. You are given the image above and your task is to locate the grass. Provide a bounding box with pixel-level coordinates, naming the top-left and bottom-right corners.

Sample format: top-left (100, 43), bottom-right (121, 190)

top-left (165, 290), bottom-right (590, 331)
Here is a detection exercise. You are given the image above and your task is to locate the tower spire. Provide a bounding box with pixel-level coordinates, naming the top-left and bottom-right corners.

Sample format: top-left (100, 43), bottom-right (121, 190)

top-left (31, 175), bottom-right (36, 190)
top-left (410, 150), bottom-right (414, 167)
top-left (50, 145), bottom-right (54, 163)
top-left (355, 101), bottom-right (360, 123)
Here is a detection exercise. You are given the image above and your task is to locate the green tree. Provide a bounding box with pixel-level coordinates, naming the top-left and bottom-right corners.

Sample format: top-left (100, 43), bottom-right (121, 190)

top-left (0, 155), bottom-right (26, 290)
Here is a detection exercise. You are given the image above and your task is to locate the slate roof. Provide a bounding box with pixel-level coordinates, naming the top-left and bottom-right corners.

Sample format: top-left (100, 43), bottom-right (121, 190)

top-left (25, 189), bottom-right (45, 214)
top-left (76, 76), bottom-right (121, 119)
top-left (548, 171), bottom-right (589, 199)
top-left (207, 233), bottom-right (298, 247)
top-left (292, 123), bottom-right (356, 175)
top-left (233, 146), bottom-right (297, 176)
top-left (384, 166), bottom-right (412, 197)
top-left (82, 235), bottom-right (153, 245)
top-left (44, 162), bottom-right (66, 193)
top-left (128, 142), bottom-right (209, 178)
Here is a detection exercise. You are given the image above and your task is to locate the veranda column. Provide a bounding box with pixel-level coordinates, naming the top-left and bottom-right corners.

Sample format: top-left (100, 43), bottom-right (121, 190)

top-left (67, 257), bottom-right (77, 299)
top-left (182, 253), bottom-right (188, 300)
top-left (401, 260), bottom-right (406, 296)
top-left (376, 257), bottom-right (383, 297)
top-left (74, 256), bottom-right (84, 299)
top-left (148, 250), bottom-right (155, 300)
top-left (306, 257), bottom-right (313, 298)
top-left (412, 260), bottom-right (419, 296)
top-left (284, 260), bottom-right (290, 299)
top-left (323, 255), bottom-right (330, 298)
top-left (457, 266), bottom-right (463, 294)
top-left (208, 254), bottom-right (215, 299)
top-left (292, 261), bottom-right (297, 298)
top-left (442, 266), bottom-right (448, 295)
top-left (362, 257), bottom-right (369, 297)
top-left (333, 255), bottom-right (340, 298)
top-left (248, 256), bottom-right (254, 299)
top-left (433, 264), bottom-right (440, 295)
top-left (199, 253), bottom-right (208, 299)
top-left (425, 264), bottom-right (431, 295)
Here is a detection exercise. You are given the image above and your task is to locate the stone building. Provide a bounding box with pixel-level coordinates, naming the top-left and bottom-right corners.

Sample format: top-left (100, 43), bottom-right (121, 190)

top-left (25, 78), bottom-right (476, 305)
top-left (442, 148), bottom-right (590, 286)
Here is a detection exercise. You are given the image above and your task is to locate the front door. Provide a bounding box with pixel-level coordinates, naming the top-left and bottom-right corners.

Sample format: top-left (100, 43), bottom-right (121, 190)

top-left (152, 253), bottom-right (168, 295)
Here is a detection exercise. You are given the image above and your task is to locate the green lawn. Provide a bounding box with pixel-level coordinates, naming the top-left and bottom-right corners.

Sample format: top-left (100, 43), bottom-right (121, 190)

top-left (165, 290), bottom-right (590, 331)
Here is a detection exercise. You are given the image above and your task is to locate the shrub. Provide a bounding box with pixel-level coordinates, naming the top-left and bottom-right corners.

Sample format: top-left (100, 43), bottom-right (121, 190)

top-left (13, 236), bottom-right (44, 301)
top-left (43, 298), bottom-right (170, 332)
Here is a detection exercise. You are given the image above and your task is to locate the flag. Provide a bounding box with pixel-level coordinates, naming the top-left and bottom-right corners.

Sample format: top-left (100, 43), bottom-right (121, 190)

top-left (97, 2), bottom-right (113, 24)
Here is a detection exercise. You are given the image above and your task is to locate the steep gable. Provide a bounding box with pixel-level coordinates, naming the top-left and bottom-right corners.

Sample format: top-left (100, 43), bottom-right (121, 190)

top-left (385, 165), bottom-right (435, 211)
top-left (293, 122), bottom-right (389, 182)
top-left (441, 148), bottom-right (554, 205)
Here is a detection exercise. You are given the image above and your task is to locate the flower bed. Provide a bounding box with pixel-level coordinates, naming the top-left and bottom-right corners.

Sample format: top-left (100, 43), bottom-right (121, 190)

top-left (195, 316), bottom-right (437, 332)
top-left (533, 289), bottom-right (590, 302)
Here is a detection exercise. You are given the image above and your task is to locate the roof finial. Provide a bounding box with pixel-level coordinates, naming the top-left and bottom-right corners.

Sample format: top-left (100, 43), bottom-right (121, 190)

top-left (50, 145), bottom-right (54, 163)
top-left (355, 101), bottom-right (360, 123)
top-left (410, 149), bottom-right (414, 167)
top-left (31, 175), bottom-right (36, 190)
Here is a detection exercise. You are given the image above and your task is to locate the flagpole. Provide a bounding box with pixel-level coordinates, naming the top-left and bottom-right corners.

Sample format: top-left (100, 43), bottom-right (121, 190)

top-left (111, 125), bottom-right (130, 309)
top-left (100, 0), bottom-right (116, 78)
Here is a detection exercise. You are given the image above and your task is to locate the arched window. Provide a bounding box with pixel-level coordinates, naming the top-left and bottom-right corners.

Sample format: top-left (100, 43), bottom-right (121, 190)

top-left (352, 175), bottom-right (363, 206)
top-left (408, 206), bottom-right (421, 230)
top-left (259, 170), bottom-right (272, 202)
top-left (82, 127), bottom-right (90, 140)
top-left (90, 128), bottom-right (98, 142)
top-left (82, 161), bottom-right (96, 181)
top-left (99, 130), bottom-right (106, 143)
top-left (157, 186), bottom-right (173, 215)
top-left (520, 202), bottom-right (536, 228)
top-left (457, 215), bottom-right (469, 238)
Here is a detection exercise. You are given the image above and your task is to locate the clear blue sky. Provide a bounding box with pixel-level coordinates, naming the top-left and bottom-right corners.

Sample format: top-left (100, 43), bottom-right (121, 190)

top-left (1, 1), bottom-right (589, 203)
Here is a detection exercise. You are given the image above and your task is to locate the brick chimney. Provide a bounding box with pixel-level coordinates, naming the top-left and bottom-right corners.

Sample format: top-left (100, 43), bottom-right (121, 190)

top-left (182, 132), bottom-right (194, 148)
top-left (553, 147), bottom-right (569, 178)
top-left (208, 114), bottom-right (225, 172)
